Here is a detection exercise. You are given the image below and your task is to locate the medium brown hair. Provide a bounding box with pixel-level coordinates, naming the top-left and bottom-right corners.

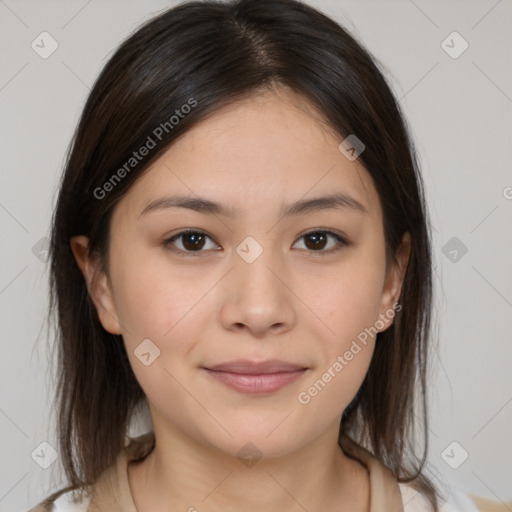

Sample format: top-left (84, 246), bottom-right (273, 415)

top-left (47, 0), bottom-right (438, 509)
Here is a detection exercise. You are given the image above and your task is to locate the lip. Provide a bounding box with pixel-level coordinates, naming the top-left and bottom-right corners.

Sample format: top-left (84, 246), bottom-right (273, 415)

top-left (202, 359), bottom-right (308, 394)
top-left (203, 359), bottom-right (307, 374)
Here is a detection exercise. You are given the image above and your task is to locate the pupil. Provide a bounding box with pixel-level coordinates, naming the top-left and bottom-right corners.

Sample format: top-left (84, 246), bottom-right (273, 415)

top-left (306, 232), bottom-right (326, 250)
top-left (184, 233), bottom-right (204, 251)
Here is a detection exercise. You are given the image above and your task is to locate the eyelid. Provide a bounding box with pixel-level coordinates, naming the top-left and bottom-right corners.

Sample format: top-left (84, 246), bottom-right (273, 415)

top-left (297, 228), bottom-right (348, 244)
top-left (163, 229), bottom-right (221, 257)
top-left (293, 228), bottom-right (348, 253)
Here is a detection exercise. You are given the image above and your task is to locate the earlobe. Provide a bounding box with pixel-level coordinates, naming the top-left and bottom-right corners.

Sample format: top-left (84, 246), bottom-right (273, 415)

top-left (70, 235), bottom-right (123, 335)
top-left (377, 232), bottom-right (411, 332)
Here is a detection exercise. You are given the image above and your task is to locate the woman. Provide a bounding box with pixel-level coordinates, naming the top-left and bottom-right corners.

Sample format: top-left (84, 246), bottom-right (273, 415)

top-left (29, 0), bottom-right (486, 510)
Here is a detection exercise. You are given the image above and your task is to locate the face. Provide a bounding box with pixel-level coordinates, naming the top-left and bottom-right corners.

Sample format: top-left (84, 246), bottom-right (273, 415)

top-left (72, 86), bottom-right (410, 460)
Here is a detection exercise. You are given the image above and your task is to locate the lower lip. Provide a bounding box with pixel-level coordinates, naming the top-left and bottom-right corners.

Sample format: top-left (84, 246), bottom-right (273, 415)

top-left (203, 368), bottom-right (307, 394)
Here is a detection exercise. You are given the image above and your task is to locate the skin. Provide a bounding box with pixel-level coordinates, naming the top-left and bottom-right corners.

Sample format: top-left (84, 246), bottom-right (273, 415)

top-left (71, 84), bottom-right (411, 512)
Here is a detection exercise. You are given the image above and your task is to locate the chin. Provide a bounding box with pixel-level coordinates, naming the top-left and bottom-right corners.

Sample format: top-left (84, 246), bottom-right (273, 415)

top-left (199, 422), bottom-right (310, 462)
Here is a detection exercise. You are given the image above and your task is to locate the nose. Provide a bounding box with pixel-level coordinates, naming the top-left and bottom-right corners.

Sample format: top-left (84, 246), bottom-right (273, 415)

top-left (218, 247), bottom-right (297, 338)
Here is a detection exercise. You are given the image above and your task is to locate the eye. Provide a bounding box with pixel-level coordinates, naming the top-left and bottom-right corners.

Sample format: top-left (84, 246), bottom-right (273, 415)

top-left (293, 230), bottom-right (348, 253)
top-left (163, 229), bottom-right (348, 257)
top-left (163, 229), bottom-right (220, 256)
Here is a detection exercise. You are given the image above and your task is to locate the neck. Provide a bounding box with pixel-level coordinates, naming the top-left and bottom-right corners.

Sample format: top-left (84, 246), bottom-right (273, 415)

top-left (128, 411), bottom-right (370, 512)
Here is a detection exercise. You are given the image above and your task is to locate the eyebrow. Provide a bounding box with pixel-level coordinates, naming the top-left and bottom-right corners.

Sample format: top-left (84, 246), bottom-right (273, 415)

top-left (138, 192), bottom-right (369, 219)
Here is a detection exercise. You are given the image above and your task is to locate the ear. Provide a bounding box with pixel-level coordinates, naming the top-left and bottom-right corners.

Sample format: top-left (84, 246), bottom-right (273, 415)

top-left (376, 231), bottom-right (411, 332)
top-left (70, 235), bottom-right (123, 335)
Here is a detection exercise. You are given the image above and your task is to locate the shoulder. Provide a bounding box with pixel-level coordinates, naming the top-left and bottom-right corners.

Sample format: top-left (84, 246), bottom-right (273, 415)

top-left (27, 432), bottom-right (154, 512)
top-left (27, 487), bottom-right (92, 512)
top-left (398, 482), bottom-right (481, 512)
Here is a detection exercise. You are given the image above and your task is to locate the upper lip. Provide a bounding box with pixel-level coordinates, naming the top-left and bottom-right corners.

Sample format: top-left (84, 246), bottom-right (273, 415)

top-left (203, 359), bottom-right (307, 374)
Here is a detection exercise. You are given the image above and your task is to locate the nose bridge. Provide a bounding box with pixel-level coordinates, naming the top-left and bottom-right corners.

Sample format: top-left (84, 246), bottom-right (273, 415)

top-left (233, 235), bottom-right (285, 301)
top-left (219, 235), bottom-right (295, 334)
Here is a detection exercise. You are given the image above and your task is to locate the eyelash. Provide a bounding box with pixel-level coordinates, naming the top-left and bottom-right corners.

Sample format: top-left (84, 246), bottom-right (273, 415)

top-left (163, 229), bottom-right (349, 257)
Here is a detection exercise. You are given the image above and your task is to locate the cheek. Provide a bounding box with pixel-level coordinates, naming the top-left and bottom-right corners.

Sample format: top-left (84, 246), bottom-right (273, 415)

top-left (110, 246), bottom-right (210, 342)
top-left (110, 249), bottom-right (214, 393)
top-left (305, 259), bottom-right (385, 345)
top-left (115, 265), bottom-right (202, 415)
top-left (294, 337), bottom-right (374, 428)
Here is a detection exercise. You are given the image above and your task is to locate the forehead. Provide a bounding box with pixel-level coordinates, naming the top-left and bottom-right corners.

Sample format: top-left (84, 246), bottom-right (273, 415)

top-left (115, 87), bottom-right (381, 223)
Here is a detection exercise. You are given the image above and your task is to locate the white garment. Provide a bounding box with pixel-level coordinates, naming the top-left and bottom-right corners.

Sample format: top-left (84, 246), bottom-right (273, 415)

top-left (42, 490), bottom-right (89, 511)
top-left (45, 483), bottom-right (479, 511)
top-left (398, 482), bottom-right (480, 512)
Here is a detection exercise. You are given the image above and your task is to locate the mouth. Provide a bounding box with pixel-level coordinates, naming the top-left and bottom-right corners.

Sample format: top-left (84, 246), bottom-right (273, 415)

top-left (201, 359), bottom-right (309, 394)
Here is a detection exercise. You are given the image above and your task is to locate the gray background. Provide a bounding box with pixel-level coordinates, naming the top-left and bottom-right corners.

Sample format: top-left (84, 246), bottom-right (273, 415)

top-left (0, 0), bottom-right (511, 510)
